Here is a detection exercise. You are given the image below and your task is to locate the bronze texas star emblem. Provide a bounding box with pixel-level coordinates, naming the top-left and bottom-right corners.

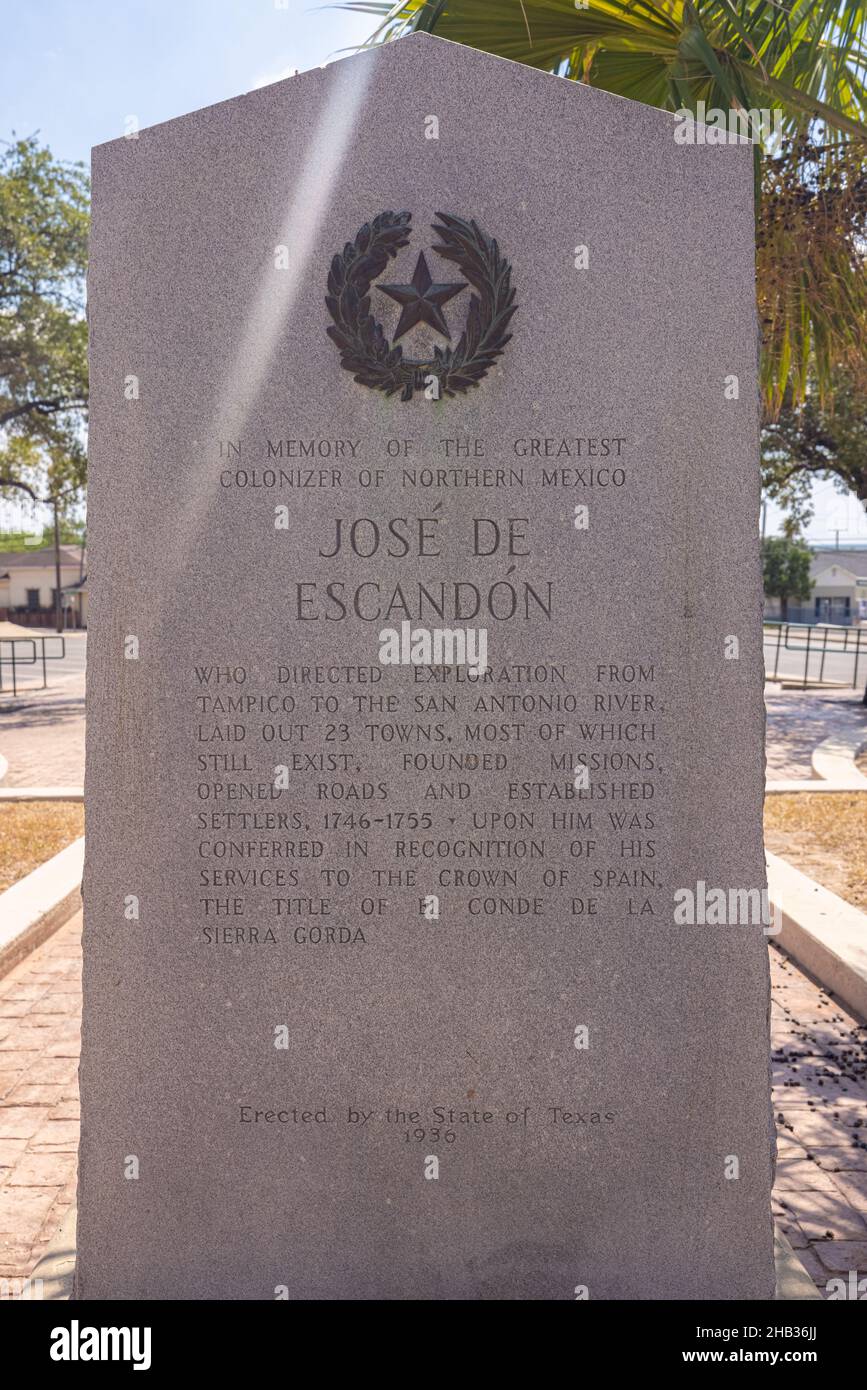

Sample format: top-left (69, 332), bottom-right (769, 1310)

top-left (325, 212), bottom-right (517, 401)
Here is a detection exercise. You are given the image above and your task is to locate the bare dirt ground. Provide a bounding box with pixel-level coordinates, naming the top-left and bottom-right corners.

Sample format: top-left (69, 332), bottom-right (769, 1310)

top-left (0, 803), bottom-right (84, 892)
top-left (764, 792), bottom-right (867, 911)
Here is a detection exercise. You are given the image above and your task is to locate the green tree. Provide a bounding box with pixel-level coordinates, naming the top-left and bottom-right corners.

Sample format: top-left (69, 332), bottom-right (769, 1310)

top-left (762, 535), bottom-right (813, 621)
top-left (0, 136), bottom-right (89, 501)
top-left (762, 372), bottom-right (867, 532)
top-left (758, 139), bottom-right (867, 415)
top-left (0, 517), bottom-right (84, 552)
top-left (358, 1), bottom-right (867, 412)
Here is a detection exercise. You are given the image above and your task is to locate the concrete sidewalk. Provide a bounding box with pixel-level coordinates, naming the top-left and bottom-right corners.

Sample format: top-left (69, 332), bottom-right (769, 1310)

top-left (765, 687), bottom-right (867, 782)
top-left (0, 678), bottom-right (85, 788)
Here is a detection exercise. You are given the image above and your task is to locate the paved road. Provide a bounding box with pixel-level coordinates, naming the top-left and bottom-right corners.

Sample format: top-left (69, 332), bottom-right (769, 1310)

top-left (5, 632), bottom-right (864, 693)
top-left (764, 630), bottom-right (867, 689)
top-left (0, 633), bottom-right (86, 696)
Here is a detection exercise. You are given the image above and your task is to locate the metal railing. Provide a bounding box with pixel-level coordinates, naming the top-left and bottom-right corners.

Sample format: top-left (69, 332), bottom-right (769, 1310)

top-left (764, 621), bottom-right (866, 691)
top-left (0, 635), bottom-right (67, 695)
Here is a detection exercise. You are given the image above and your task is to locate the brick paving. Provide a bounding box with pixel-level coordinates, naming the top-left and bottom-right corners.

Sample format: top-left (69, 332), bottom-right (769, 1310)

top-left (0, 678), bottom-right (85, 788)
top-left (771, 944), bottom-right (867, 1295)
top-left (0, 909), bottom-right (864, 1297)
top-left (765, 686), bottom-right (867, 781)
top-left (0, 913), bottom-right (80, 1296)
top-left (0, 635), bottom-right (86, 788)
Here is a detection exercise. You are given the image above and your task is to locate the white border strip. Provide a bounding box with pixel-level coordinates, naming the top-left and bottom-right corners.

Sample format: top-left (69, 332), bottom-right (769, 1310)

top-left (0, 836), bottom-right (83, 978)
top-left (767, 850), bottom-right (867, 1020)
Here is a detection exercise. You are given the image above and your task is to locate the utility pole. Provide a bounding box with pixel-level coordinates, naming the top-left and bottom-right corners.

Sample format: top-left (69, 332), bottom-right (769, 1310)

top-left (53, 497), bottom-right (63, 632)
top-left (0, 476), bottom-right (78, 633)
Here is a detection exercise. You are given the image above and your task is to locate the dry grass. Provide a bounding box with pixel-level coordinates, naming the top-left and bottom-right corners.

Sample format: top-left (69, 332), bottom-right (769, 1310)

top-left (0, 801), bottom-right (84, 892)
top-left (764, 792), bottom-right (867, 911)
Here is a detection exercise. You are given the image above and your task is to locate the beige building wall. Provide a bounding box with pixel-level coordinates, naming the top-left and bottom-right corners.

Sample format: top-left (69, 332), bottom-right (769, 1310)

top-left (0, 562), bottom-right (83, 609)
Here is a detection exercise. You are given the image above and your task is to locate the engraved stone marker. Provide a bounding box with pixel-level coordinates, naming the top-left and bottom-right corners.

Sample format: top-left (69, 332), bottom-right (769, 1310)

top-left (79, 33), bottom-right (774, 1299)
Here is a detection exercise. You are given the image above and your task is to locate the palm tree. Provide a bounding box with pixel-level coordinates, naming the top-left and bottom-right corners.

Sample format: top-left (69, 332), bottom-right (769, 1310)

top-left (349, 1), bottom-right (867, 414)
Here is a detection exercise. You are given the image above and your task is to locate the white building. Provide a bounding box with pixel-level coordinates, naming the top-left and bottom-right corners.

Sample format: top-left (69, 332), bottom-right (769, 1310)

top-left (810, 557), bottom-right (867, 626)
top-left (0, 545), bottom-right (87, 627)
top-left (764, 547), bottom-right (867, 626)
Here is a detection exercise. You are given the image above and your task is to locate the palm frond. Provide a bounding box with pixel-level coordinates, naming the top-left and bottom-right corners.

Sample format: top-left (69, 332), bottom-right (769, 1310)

top-left (351, 0), bottom-right (867, 412)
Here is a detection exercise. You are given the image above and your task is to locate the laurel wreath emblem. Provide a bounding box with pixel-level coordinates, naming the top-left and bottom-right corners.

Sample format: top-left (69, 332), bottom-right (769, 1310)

top-left (325, 211), bottom-right (517, 401)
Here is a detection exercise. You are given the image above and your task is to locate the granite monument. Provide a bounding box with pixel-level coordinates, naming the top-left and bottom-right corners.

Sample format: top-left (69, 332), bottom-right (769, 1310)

top-left (79, 33), bottom-right (774, 1299)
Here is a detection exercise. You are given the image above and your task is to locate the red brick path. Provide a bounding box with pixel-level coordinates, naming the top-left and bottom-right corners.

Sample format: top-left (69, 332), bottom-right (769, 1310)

top-left (0, 912), bottom-right (80, 1294)
top-left (771, 943), bottom-right (867, 1294)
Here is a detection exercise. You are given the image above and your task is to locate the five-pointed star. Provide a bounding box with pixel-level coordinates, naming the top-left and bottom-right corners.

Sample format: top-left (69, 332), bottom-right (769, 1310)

top-left (377, 251), bottom-right (467, 341)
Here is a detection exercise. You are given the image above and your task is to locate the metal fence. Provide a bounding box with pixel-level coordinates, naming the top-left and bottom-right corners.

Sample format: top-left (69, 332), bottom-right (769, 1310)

top-left (764, 621), bottom-right (866, 691)
top-left (0, 635), bottom-right (67, 695)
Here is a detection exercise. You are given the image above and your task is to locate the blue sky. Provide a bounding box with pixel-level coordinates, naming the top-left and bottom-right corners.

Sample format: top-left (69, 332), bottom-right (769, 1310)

top-left (1, 1), bottom-right (864, 544)
top-left (0, 0), bottom-right (372, 165)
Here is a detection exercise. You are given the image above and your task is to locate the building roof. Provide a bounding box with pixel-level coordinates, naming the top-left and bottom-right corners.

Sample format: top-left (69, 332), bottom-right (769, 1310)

top-left (0, 546), bottom-right (85, 569)
top-left (809, 547), bottom-right (867, 574)
top-left (812, 564), bottom-right (860, 585)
